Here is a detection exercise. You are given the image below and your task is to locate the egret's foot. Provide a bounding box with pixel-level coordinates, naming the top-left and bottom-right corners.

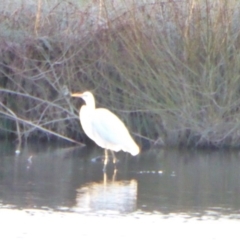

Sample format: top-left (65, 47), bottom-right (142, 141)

top-left (91, 153), bottom-right (118, 172)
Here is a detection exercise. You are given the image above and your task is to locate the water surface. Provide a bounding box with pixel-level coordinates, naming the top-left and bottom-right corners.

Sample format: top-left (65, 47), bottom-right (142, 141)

top-left (0, 141), bottom-right (240, 239)
top-left (0, 141), bottom-right (240, 218)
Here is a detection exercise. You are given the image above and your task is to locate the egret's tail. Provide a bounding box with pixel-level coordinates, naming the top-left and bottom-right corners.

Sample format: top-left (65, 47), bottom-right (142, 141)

top-left (130, 143), bottom-right (140, 156)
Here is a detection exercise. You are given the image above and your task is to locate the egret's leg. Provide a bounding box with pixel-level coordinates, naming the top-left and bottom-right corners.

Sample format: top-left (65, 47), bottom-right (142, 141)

top-left (103, 171), bottom-right (107, 186)
top-left (112, 167), bottom-right (117, 182)
top-left (103, 149), bottom-right (108, 172)
top-left (110, 151), bottom-right (117, 171)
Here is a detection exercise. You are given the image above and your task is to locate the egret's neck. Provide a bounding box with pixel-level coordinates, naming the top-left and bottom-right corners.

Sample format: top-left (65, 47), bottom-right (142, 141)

top-left (85, 96), bottom-right (96, 110)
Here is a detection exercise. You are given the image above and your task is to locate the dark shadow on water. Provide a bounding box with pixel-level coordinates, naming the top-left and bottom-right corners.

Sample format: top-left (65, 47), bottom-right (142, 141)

top-left (0, 141), bottom-right (240, 218)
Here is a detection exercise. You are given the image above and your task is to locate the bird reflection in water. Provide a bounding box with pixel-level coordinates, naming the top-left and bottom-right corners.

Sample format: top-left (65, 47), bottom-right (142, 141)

top-left (72, 171), bottom-right (137, 214)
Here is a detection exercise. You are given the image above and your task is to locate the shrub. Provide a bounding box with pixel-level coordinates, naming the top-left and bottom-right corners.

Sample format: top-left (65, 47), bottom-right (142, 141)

top-left (1, 0), bottom-right (240, 148)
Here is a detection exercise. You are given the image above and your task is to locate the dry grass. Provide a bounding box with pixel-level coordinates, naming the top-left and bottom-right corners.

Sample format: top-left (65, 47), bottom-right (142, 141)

top-left (1, 0), bottom-right (240, 148)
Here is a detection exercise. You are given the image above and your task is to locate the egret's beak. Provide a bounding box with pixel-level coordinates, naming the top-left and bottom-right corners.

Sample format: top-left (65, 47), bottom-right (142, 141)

top-left (71, 93), bottom-right (83, 98)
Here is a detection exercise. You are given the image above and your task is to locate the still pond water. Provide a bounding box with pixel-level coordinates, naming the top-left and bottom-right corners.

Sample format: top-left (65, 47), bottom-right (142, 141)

top-left (0, 141), bottom-right (240, 239)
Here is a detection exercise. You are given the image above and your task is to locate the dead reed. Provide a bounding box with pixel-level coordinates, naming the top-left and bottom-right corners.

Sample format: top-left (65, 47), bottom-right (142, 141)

top-left (1, 0), bottom-right (240, 148)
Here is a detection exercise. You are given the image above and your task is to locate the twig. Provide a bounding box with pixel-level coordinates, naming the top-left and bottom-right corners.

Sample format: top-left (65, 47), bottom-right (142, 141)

top-left (0, 102), bottom-right (21, 152)
top-left (0, 107), bottom-right (84, 146)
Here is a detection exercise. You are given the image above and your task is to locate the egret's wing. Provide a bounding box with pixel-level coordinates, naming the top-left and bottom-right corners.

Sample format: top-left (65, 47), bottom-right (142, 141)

top-left (91, 108), bottom-right (131, 146)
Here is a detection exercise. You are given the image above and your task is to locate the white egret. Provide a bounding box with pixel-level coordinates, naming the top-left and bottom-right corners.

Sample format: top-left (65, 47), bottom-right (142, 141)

top-left (71, 91), bottom-right (140, 170)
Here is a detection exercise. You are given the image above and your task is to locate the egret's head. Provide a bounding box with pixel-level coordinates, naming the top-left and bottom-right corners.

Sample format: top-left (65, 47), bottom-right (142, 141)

top-left (71, 91), bottom-right (95, 108)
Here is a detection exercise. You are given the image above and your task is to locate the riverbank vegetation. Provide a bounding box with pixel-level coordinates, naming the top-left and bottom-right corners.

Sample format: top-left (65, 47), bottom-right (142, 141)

top-left (1, 0), bottom-right (240, 148)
